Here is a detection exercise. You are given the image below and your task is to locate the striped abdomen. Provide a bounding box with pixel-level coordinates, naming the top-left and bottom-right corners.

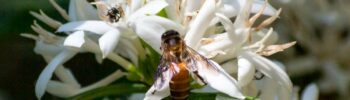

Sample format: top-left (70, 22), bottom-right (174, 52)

top-left (169, 63), bottom-right (190, 100)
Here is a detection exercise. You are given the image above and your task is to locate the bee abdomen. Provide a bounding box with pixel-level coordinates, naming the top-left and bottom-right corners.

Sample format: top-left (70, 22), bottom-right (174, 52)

top-left (169, 69), bottom-right (190, 100)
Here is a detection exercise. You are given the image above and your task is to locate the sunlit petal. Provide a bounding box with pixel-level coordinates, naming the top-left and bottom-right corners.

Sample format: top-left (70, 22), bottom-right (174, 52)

top-left (144, 70), bottom-right (171, 100)
top-left (237, 57), bottom-right (255, 88)
top-left (241, 51), bottom-right (293, 92)
top-left (128, 0), bottom-right (168, 21)
top-left (184, 0), bottom-right (216, 49)
top-left (57, 21), bottom-right (115, 34)
top-left (131, 18), bottom-right (166, 53)
top-left (99, 29), bottom-right (121, 58)
top-left (198, 60), bottom-right (245, 99)
top-left (63, 31), bottom-right (85, 49)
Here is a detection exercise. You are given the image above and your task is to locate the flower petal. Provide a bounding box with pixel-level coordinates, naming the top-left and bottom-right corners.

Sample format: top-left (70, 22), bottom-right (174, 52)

top-left (68, 0), bottom-right (99, 21)
top-left (184, 0), bottom-right (216, 49)
top-left (57, 21), bottom-right (115, 34)
top-left (144, 70), bottom-right (171, 100)
top-left (250, 0), bottom-right (277, 16)
top-left (79, 70), bottom-right (126, 93)
top-left (64, 31), bottom-right (85, 49)
top-left (130, 15), bottom-right (184, 53)
top-left (129, 0), bottom-right (143, 14)
top-left (237, 56), bottom-right (255, 88)
top-left (34, 40), bottom-right (64, 57)
top-left (301, 83), bottom-right (319, 100)
top-left (241, 51), bottom-right (293, 92)
top-left (35, 50), bottom-right (78, 99)
top-left (198, 60), bottom-right (245, 99)
top-left (217, 0), bottom-right (239, 18)
top-left (277, 86), bottom-right (291, 100)
top-left (128, 0), bottom-right (168, 21)
top-left (46, 80), bottom-right (80, 98)
top-left (54, 66), bottom-right (81, 88)
top-left (257, 77), bottom-right (278, 100)
top-left (99, 29), bottom-right (121, 58)
top-left (221, 59), bottom-right (238, 74)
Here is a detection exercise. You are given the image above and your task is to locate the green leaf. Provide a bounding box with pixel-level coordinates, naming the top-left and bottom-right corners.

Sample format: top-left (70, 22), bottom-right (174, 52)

top-left (137, 40), bottom-right (161, 85)
top-left (157, 8), bottom-right (168, 18)
top-left (68, 83), bottom-right (148, 100)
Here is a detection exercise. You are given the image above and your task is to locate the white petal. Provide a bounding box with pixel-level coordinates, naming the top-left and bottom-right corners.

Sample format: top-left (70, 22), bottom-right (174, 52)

top-left (131, 19), bottom-right (165, 53)
top-left (34, 40), bottom-right (64, 57)
top-left (57, 21), bottom-right (115, 34)
top-left (257, 77), bottom-right (278, 100)
top-left (198, 60), bottom-right (245, 99)
top-left (46, 80), bottom-right (80, 98)
top-left (215, 13), bottom-right (246, 45)
top-left (237, 57), bottom-right (255, 88)
top-left (144, 85), bottom-right (170, 100)
top-left (29, 10), bottom-right (62, 29)
top-left (277, 86), bottom-right (291, 100)
top-left (164, 0), bottom-right (181, 23)
top-left (129, 0), bottom-right (143, 14)
top-left (99, 29), bottom-right (121, 58)
top-left (41, 55), bottom-right (81, 89)
top-left (250, 0), bottom-right (277, 16)
top-left (217, 0), bottom-right (239, 18)
top-left (54, 66), bottom-right (81, 88)
top-left (83, 37), bottom-right (133, 70)
top-left (130, 16), bottom-right (183, 53)
top-left (128, 0), bottom-right (168, 21)
top-left (301, 83), bottom-right (319, 100)
top-left (242, 80), bottom-right (258, 96)
top-left (68, 0), bottom-right (99, 21)
top-left (144, 70), bottom-right (171, 100)
top-left (234, 0), bottom-right (253, 29)
top-left (191, 86), bottom-right (218, 93)
top-left (241, 51), bottom-right (293, 92)
top-left (64, 31), bottom-right (85, 49)
top-left (79, 70), bottom-right (126, 93)
top-left (184, 0), bottom-right (216, 49)
top-left (95, 54), bottom-right (103, 64)
top-left (49, 0), bottom-right (70, 21)
top-left (221, 59), bottom-right (238, 74)
top-left (35, 50), bottom-right (78, 99)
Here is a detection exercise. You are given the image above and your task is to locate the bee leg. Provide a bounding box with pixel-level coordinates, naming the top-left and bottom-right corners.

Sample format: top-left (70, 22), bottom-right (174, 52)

top-left (193, 71), bottom-right (207, 85)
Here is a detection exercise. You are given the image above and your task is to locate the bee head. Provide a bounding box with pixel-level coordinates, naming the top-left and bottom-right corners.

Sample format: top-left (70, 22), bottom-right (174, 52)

top-left (161, 30), bottom-right (183, 51)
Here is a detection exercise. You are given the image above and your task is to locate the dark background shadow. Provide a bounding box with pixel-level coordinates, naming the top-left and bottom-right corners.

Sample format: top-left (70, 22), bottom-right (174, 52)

top-left (0, 0), bottom-right (118, 99)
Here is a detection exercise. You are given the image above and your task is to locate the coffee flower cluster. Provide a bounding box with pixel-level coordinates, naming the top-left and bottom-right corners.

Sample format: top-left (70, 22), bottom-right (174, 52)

top-left (22, 0), bottom-right (299, 100)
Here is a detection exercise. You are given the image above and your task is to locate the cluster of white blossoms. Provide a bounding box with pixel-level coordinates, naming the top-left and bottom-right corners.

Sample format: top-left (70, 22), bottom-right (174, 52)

top-left (21, 0), bottom-right (314, 100)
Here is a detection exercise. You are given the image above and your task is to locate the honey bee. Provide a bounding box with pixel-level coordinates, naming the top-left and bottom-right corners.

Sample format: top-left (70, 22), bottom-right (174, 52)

top-left (106, 7), bottom-right (123, 23)
top-left (152, 30), bottom-right (220, 100)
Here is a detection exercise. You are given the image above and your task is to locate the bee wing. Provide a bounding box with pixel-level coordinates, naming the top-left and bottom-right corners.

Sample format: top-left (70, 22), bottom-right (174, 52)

top-left (184, 47), bottom-right (219, 85)
top-left (145, 56), bottom-right (174, 100)
top-left (184, 47), bottom-right (245, 99)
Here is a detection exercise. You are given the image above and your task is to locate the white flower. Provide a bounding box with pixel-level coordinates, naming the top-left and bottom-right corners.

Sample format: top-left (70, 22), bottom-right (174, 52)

top-left (23, 0), bottom-right (134, 99)
top-left (133, 0), bottom-right (294, 99)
